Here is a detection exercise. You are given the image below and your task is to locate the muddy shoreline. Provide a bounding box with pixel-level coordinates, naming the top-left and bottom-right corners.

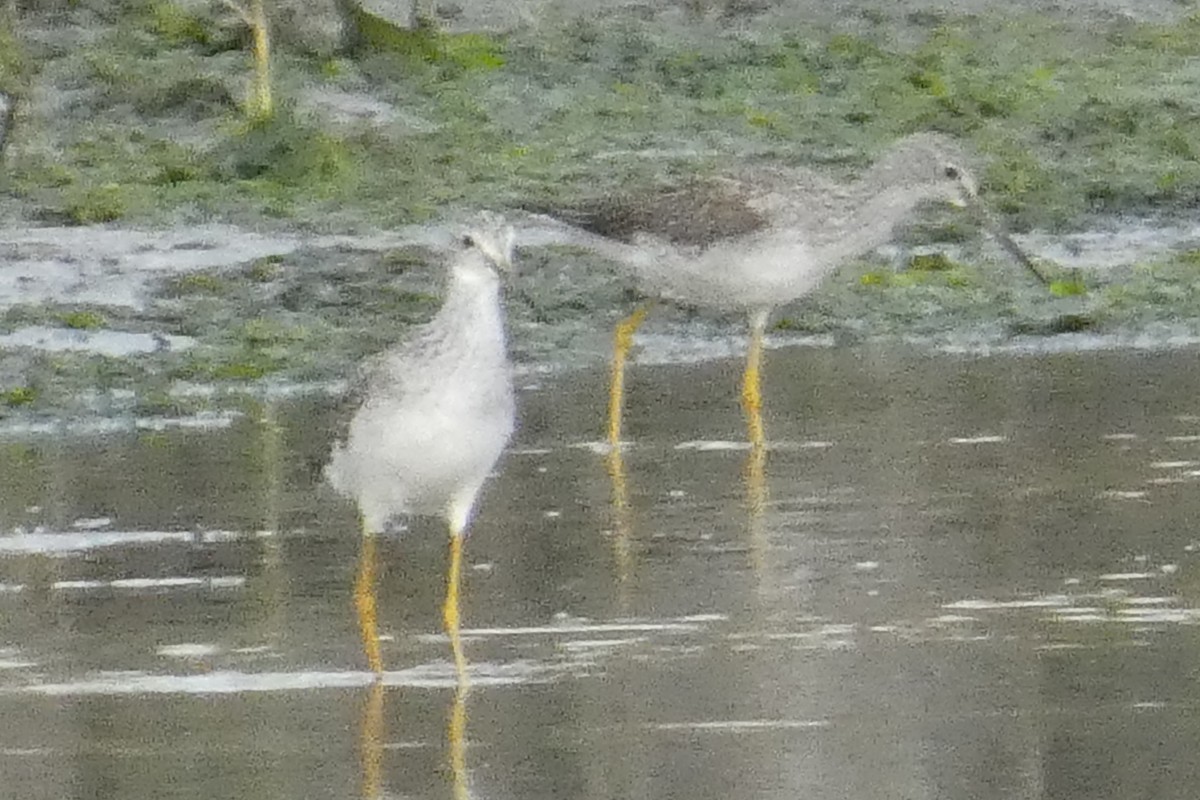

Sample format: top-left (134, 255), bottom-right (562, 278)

top-left (5, 5), bottom-right (1200, 418)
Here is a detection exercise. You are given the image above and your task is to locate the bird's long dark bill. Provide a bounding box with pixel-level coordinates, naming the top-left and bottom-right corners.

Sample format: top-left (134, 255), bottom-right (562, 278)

top-left (986, 224), bottom-right (1052, 287)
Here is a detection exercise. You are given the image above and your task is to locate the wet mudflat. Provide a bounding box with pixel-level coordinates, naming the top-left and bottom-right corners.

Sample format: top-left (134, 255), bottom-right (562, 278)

top-left (2, 344), bottom-right (1200, 800)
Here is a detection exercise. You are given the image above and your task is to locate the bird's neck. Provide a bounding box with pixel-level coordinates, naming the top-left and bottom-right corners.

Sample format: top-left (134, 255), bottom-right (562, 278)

top-left (811, 182), bottom-right (937, 266)
top-left (438, 267), bottom-right (507, 355)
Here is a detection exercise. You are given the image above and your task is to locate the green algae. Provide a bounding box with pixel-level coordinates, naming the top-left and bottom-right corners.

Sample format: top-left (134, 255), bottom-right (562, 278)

top-left (6, 6), bottom-right (1200, 417)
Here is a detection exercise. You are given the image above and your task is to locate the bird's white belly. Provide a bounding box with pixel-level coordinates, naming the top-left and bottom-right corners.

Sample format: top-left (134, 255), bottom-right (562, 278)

top-left (328, 388), bottom-right (515, 527)
top-left (649, 238), bottom-right (822, 310)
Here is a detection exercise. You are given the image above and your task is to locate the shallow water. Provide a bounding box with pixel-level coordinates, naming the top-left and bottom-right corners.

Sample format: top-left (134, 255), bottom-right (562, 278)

top-left (2, 345), bottom-right (1200, 799)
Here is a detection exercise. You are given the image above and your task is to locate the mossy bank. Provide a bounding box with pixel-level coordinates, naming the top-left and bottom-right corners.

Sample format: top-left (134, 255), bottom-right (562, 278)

top-left (3, 2), bottom-right (1200, 419)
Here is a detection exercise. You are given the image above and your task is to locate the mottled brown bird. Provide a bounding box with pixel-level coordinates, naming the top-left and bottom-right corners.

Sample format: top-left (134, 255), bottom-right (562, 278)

top-left (528, 133), bottom-right (1023, 449)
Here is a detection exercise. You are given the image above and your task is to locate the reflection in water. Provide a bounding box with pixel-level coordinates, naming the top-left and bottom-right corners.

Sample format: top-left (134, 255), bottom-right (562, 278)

top-left (605, 434), bottom-right (771, 600)
top-left (14, 350), bottom-right (1200, 799)
top-left (447, 626), bottom-right (471, 800)
top-left (359, 679), bottom-right (385, 800)
top-left (605, 446), bottom-right (634, 598)
top-left (252, 399), bottom-right (283, 536)
top-left (742, 441), bottom-right (769, 581)
top-left (250, 399), bottom-right (288, 655)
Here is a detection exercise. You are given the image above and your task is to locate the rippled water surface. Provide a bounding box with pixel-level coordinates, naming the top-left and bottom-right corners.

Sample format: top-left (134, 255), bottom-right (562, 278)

top-left (3, 345), bottom-right (1200, 799)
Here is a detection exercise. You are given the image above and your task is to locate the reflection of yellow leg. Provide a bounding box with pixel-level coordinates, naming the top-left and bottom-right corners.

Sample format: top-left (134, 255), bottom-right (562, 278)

top-left (448, 670), bottom-right (469, 800)
top-left (744, 440), bottom-right (768, 517)
top-left (743, 440), bottom-right (769, 580)
top-left (606, 446), bottom-right (634, 597)
top-left (360, 680), bottom-right (385, 800)
top-left (444, 529), bottom-right (470, 800)
top-left (608, 303), bottom-right (652, 449)
top-left (741, 311), bottom-right (768, 450)
top-left (354, 523), bottom-right (383, 675)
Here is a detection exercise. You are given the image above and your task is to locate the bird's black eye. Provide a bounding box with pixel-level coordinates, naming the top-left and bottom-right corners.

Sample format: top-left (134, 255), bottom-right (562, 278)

top-left (461, 234), bottom-right (475, 247)
top-left (944, 165), bottom-right (961, 180)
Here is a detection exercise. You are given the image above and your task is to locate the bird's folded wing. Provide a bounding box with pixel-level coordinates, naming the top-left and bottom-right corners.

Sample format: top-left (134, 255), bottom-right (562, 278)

top-left (522, 178), bottom-right (772, 249)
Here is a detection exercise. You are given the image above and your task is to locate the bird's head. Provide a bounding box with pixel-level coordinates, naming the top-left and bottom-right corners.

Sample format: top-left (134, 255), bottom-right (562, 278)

top-left (869, 132), bottom-right (979, 209)
top-left (870, 133), bottom-right (1051, 286)
top-left (460, 211), bottom-right (516, 274)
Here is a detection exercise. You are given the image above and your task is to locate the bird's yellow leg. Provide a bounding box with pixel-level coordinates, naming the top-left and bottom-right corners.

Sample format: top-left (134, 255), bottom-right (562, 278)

top-left (443, 531), bottom-right (469, 683)
top-left (608, 303), bottom-right (653, 449)
top-left (741, 313), bottom-right (768, 450)
top-left (354, 519), bottom-right (383, 675)
top-left (444, 527), bottom-right (471, 800)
